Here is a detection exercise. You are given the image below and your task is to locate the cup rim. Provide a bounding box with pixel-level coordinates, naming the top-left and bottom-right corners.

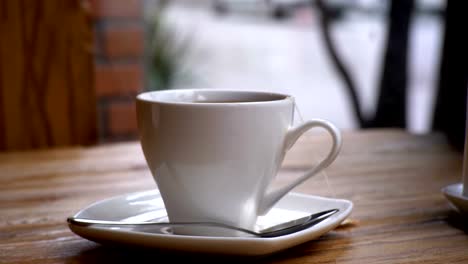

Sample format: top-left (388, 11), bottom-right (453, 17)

top-left (136, 89), bottom-right (293, 106)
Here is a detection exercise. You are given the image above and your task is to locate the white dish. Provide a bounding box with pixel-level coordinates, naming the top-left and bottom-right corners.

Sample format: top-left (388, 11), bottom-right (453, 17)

top-left (68, 189), bottom-right (353, 256)
top-left (442, 182), bottom-right (468, 215)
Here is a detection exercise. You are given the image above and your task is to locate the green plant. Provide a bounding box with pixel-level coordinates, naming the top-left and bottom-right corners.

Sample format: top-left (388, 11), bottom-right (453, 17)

top-left (146, 4), bottom-right (196, 91)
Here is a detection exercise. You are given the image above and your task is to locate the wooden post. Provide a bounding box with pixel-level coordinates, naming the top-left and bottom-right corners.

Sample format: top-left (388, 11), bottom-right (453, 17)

top-left (0, 0), bottom-right (97, 150)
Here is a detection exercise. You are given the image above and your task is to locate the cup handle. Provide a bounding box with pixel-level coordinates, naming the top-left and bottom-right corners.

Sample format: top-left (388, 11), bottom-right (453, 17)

top-left (258, 119), bottom-right (342, 215)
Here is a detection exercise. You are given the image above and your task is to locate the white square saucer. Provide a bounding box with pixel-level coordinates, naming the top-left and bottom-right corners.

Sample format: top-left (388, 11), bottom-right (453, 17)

top-left (68, 189), bottom-right (353, 256)
top-left (442, 183), bottom-right (468, 215)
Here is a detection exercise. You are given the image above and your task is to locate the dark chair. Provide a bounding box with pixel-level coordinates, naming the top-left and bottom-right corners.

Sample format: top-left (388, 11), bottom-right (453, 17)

top-left (317, 0), bottom-right (467, 151)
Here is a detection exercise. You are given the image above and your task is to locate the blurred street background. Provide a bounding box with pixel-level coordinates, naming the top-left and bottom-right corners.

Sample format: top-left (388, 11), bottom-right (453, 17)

top-left (144, 0), bottom-right (445, 133)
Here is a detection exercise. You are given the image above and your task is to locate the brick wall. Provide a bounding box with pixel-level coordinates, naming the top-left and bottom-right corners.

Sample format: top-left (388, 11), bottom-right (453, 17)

top-left (89, 0), bottom-right (144, 142)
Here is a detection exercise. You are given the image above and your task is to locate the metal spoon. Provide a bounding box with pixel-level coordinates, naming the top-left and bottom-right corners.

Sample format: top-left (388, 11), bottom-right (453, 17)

top-left (67, 208), bottom-right (338, 238)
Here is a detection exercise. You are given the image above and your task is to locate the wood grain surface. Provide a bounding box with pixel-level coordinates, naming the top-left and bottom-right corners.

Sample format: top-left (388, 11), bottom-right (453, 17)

top-left (0, 0), bottom-right (96, 151)
top-left (1, 129), bottom-right (467, 263)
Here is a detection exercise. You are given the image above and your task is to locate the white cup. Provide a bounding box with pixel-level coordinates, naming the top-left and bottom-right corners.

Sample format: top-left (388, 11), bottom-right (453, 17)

top-left (136, 89), bottom-right (342, 236)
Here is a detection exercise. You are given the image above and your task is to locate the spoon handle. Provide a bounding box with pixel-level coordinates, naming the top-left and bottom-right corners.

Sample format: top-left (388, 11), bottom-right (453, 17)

top-left (68, 216), bottom-right (261, 236)
top-left (259, 208), bottom-right (338, 237)
top-left (67, 209), bottom-right (339, 238)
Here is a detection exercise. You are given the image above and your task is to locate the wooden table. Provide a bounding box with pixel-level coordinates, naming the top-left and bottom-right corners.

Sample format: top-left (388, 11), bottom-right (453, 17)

top-left (1, 129), bottom-right (468, 263)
